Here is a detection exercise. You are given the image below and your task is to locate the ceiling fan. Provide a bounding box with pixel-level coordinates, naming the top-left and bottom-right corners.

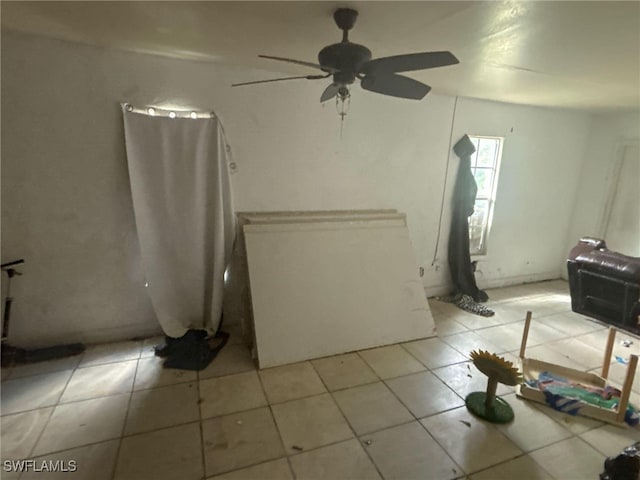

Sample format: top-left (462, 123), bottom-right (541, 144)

top-left (232, 8), bottom-right (459, 104)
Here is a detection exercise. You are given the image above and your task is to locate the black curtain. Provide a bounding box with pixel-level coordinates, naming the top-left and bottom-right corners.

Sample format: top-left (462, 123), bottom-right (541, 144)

top-left (447, 135), bottom-right (488, 302)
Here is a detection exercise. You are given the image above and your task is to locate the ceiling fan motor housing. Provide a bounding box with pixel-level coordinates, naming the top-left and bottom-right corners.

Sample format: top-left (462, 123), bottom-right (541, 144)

top-left (318, 43), bottom-right (372, 84)
top-left (334, 8), bottom-right (358, 32)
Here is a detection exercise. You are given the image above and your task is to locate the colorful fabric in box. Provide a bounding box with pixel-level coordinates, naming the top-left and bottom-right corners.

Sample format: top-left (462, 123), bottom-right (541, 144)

top-left (526, 371), bottom-right (640, 426)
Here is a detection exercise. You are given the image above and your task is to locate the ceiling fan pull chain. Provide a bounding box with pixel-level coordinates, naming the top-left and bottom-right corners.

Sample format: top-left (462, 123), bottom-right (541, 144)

top-left (335, 89), bottom-right (351, 114)
top-left (336, 93), bottom-right (351, 138)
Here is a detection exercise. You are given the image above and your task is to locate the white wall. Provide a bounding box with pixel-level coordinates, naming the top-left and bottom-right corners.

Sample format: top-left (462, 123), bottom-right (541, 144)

top-left (448, 99), bottom-right (592, 291)
top-left (565, 112), bottom-right (640, 266)
top-left (1, 31), bottom-right (592, 347)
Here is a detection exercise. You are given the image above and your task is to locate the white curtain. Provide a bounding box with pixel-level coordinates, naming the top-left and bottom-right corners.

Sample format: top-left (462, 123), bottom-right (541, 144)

top-left (122, 106), bottom-right (235, 338)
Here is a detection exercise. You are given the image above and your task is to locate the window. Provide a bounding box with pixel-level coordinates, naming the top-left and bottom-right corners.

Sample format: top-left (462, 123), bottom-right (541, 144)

top-left (468, 136), bottom-right (503, 255)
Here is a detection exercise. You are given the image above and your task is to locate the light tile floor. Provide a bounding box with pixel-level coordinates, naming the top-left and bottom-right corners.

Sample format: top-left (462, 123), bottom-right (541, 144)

top-left (2, 280), bottom-right (640, 479)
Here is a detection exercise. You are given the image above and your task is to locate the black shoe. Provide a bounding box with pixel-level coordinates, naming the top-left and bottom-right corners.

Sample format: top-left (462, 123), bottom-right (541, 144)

top-left (163, 330), bottom-right (215, 371)
top-left (154, 336), bottom-right (178, 358)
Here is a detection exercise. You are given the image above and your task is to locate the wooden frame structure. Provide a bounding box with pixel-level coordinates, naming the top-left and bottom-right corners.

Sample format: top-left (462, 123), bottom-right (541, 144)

top-left (516, 311), bottom-right (638, 427)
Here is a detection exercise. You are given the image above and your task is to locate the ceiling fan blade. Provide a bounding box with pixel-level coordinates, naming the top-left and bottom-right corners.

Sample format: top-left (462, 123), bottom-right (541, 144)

top-left (360, 51), bottom-right (459, 75)
top-left (361, 74), bottom-right (431, 100)
top-left (232, 74), bottom-right (329, 87)
top-left (259, 55), bottom-right (338, 73)
top-left (320, 83), bottom-right (341, 102)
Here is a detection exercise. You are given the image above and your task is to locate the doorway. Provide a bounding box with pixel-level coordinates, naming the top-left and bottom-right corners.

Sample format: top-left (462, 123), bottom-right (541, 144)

top-left (603, 143), bottom-right (640, 256)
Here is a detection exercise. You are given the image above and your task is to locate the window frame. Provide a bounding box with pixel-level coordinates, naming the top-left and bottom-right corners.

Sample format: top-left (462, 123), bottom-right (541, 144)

top-left (467, 135), bottom-right (504, 257)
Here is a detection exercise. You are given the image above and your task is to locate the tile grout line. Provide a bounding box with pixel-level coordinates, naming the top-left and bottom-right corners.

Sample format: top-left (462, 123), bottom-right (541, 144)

top-left (462, 451), bottom-right (557, 479)
top-left (317, 351), bottom-right (513, 478)
top-left (193, 344), bottom-right (610, 477)
top-left (204, 457), bottom-right (294, 480)
top-left (370, 347), bottom-right (439, 420)
top-left (109, 349), bottom-right (142, 480)
top-left (197, 362), bottom-right (207, 480)
top-left (21, 358), bottom-right (84, 462)
top-left (2, 355), bottom-right (82, 382)
top-left (369, 364), bottom-right (472, 476)
top-left (19, 402), bottom-right (57, 467)
top-left (12, 369), bottom-right (489, 452)
top-left (3, 390), bottom-right (140, 419)
top-left (4, 283), bottom-right (634, 480)
top-left (451, 294), bottom-right (616, 477)
top-left (307, 360), bottom-right (387, 480)
top-left (4, 349), bottom-right (144, 468)
top-left (16, 437), bottom-right (127, 465)
top-left (421, 296), bottom-right (578, 478)
top-left (7, 353), bottom-right (226, 419)
top-left (253, 368), bottom-right (297, 480)
top-left (520, 435), bottom-right (589, 480)
top-left (417, 424), bottom-right (467, 480)
top-left (440, 319), bottom-right (582, 360)
top-left (358, 342), bottom-right (516, 419)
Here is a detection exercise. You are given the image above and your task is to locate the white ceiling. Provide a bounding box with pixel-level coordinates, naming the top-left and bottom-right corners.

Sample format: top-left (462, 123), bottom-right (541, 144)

top-left (2, 1), bottom-right (639, 111)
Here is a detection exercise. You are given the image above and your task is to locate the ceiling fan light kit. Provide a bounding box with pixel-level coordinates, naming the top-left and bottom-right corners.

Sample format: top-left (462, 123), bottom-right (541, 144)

top-left (232, 8), bottom-right (459, 119)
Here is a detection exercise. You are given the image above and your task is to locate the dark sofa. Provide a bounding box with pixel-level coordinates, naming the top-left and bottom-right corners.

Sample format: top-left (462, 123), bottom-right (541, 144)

top-left (567, 238), bottom-right (640, 333)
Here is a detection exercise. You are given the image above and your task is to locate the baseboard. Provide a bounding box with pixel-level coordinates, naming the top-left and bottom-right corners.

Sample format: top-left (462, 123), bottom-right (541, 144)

top-left (477, 271), bottom-right (562, 290)
top-left (423, 270), bottom-right (562, 298)
top-left (423, 284), bottom-right (455, 298)
top-left (9, 322), bottom-right (163, 350)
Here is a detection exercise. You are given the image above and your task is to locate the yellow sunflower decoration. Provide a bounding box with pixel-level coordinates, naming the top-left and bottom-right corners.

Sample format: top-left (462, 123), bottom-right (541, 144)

top-left (470, 350), bottom-right (522, 386)
top-left (465, 350), bottom-right (523, 423)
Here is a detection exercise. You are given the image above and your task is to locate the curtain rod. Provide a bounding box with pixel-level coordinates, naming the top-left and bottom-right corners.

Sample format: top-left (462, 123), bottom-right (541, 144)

top-left (122, 103), bottom-right (216, 119)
